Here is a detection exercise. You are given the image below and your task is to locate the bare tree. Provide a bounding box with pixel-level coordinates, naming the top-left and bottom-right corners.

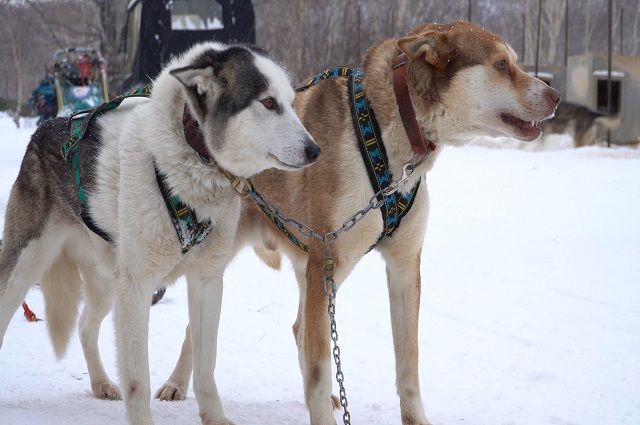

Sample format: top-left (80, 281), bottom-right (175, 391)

top-left (582, 0), bottom-right (597, 53)
top-left (87, 0), bottom-right (128, 91)
top-left (541, 0), bottom-right (566, 64)
top-left (629, 1), bottom-right (640, 55)
top-left (477, 0), bottom-right (523, 58)
top-left (1, 0), bottom-right (27, 127)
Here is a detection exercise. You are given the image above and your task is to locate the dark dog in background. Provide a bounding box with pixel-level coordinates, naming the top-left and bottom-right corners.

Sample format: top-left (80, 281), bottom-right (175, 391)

top-left (544, 102), bottom-right (621, 147)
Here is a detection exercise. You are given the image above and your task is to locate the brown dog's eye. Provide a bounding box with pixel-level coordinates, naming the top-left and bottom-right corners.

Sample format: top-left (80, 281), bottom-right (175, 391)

top-left (495, 60), bottom-right (508, 71)
top-left (261, 97), bottom-right (276, 110)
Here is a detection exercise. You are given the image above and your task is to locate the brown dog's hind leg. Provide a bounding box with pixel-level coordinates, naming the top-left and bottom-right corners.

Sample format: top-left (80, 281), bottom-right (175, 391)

top-left (156, 325), bottom-right (193, 401)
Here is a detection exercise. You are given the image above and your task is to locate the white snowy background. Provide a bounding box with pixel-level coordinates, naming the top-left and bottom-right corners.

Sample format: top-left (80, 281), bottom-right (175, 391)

top-left (0, 114), bottom-right (639, 425)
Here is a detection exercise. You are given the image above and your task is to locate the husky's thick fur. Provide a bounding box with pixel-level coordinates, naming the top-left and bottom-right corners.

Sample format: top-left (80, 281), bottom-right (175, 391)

top-left (0, 42), bottom-right (317, 424)
top-left (543, 101), bottom-right (621, 147)
top-left (160, 22), bottom-right (560, 425)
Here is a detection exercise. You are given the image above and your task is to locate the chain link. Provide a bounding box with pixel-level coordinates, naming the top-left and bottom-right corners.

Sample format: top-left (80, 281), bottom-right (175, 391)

top-left (239, 154), bottom-right (425, 425)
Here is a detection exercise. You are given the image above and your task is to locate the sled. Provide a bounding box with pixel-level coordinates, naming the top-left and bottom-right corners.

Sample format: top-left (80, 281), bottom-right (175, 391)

top-left (30, 47), bottom-right (109, 124)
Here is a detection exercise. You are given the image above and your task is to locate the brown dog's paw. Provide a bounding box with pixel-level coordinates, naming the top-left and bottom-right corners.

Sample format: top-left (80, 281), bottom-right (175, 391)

top-left (402, 415), bottom-right (432, 425)
top-left (155, 381), bottom-right (187, 401)
top-left (202, 417), bottom-right (235, 425)
top-left (91, 381), bottom-right (122, 400)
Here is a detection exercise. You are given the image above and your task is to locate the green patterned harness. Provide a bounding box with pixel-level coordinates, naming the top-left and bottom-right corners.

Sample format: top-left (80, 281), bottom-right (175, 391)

top-left (63, 85), bottom-right (212, 253)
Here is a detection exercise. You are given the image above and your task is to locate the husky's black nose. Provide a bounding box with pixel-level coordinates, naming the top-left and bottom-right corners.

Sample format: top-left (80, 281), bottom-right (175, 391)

top-left (305, 142), bottom-right (321, 163)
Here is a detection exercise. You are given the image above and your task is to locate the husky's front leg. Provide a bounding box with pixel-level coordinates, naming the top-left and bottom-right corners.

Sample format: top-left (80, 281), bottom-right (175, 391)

top-left (115, 269), bottom-right (155, 425)
top-left (187, 271), bottom-right (233, 425)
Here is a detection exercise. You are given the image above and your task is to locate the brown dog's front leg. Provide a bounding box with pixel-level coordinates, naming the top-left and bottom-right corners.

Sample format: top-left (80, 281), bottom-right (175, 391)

top-left (382, 248), bottom-right (431, 425)
top-left (303, 248), bottom-right (337, 425)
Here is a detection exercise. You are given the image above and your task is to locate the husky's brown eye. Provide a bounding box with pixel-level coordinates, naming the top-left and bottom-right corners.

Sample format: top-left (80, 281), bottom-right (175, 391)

top-left (495, 59), bottom-right (508, 71)
top-left (261, 97), bottom-right (276, 110)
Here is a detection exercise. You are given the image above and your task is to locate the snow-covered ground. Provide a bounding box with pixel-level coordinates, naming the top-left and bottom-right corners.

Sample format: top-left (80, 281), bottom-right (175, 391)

top-left (1, 115), bottom-right (639, 425)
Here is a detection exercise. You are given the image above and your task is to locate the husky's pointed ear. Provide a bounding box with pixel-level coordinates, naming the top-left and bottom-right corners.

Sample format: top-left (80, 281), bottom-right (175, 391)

top-left (170, 65), bottom-right (216, 118)
top-left (169, 65), bottom-right (214, 93)
top-left (397, 33), bottom-right (452, 68)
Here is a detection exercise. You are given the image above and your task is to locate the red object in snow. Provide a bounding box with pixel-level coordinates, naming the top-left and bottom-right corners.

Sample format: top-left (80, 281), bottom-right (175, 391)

top-left (21, 302), bottom-right (40, 322)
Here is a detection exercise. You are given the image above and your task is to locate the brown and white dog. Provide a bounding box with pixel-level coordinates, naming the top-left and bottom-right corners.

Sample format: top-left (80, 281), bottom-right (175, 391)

top-left (159, 22), bottom-right (560, 424)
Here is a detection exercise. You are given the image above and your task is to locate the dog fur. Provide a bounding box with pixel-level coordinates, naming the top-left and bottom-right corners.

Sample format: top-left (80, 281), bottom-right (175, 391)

top-left (159, 22), bottom-right (561, 425)
top-left (0, 42), bottom-right (317, 425)
top-left (543, 101), bottom-right (621, 147)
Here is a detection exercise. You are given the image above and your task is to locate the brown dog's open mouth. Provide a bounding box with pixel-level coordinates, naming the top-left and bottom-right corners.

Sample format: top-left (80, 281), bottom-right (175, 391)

top-left (500, 113), bottom-right (542, 141)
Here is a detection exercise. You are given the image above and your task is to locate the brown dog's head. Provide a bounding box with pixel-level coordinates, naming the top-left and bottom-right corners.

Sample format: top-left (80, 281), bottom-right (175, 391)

top-left (397, 22), bottom-right (559, 142)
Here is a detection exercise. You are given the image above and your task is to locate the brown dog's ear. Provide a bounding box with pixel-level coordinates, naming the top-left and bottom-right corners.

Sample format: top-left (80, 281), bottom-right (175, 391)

top-left (397, 33), bottom-right (451, 68)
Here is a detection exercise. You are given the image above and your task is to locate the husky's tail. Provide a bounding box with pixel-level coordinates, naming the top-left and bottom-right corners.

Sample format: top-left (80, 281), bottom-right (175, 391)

top-left (0, 239), bottom-right (5, 297)
top-left (595, 114), bottom-right (622, 130)
top-left (40, 250), bottom-right (82, 358)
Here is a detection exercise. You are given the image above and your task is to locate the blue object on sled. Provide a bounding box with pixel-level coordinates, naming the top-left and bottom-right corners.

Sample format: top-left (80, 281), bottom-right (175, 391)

top-left (30, 77), bottom-right (57, 125)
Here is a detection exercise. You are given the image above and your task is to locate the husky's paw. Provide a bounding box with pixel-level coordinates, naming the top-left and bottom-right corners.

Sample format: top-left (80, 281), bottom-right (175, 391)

top-left (91, 381), bottom-right (122, 400)
top-left (331, 394), bottom-right (341, 410)
top-left (155, 381), bottom-right (187, 401)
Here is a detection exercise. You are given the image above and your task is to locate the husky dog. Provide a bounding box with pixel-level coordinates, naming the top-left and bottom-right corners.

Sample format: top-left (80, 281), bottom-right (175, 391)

top-left (0, 42), bottom-right (318, 425)
top-left (160, 22), bottom-right (560, 425)
top-left (543, 101), bottom-right (621, 147)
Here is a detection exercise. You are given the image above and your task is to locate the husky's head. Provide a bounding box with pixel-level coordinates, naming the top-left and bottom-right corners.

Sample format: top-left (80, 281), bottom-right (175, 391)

top-left (168, 44), bottom-right (319, 177)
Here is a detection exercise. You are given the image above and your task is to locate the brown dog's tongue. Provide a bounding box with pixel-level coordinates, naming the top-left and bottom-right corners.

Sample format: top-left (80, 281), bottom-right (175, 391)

top-left (182, 104), bottom-right (212, 162)
top-left (392, 54), bottom-right (437, 157)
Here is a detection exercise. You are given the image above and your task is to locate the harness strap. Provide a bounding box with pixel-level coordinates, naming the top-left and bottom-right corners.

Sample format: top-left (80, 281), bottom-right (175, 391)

top-left (250, 188), bottom-right (309, 252)
top-left (153, 161), bottom-right (213, 254)
top-left (64, 85), bottom-right (152, 244)
top-left (68, 118), bottom-right (113, 244)
top-left (296, 66), bottom-right (354, 93)
top-left (346, 69), bottom-right (420, 251)
top-left (62, 84), bottom-right (152, 160)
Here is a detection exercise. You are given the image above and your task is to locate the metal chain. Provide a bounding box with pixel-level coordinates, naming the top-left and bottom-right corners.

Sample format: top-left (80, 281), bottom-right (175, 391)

top-left (245, 157), bottom-right (423, 245)
top-left (322, 240), bottom-right (351, 424)
top-left (230, 154), bottom-right (426, 425)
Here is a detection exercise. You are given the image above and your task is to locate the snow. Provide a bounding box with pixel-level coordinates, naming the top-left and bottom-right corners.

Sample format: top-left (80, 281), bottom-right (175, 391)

top-left (171, 16), bottom-right (224, 31)
top-left (1, 115), bottom-right (639, 425)
top-left (593, 70), bottom-right (625, 78)
top-left (527, 71), bottom-right (554, 80)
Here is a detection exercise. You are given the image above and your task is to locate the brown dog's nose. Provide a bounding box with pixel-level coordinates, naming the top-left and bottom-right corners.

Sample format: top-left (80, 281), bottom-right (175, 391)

top-left (546, 87), bottom-right (560, 107)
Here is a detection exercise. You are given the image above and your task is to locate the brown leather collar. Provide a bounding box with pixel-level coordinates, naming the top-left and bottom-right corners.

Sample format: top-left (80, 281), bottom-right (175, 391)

top-left (182, 104), bottom-right (212, 163)
top-left (392, 53), bottom-right (437, 156)
top-left (181, 104), bottom-right (252, 195)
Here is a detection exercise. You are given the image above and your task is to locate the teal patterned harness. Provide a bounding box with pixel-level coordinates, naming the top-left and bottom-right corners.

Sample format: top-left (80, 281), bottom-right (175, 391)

top-left (63, 85), bottom-right (212, 253)
top-left (254, 67), bottom-right (421, 253)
